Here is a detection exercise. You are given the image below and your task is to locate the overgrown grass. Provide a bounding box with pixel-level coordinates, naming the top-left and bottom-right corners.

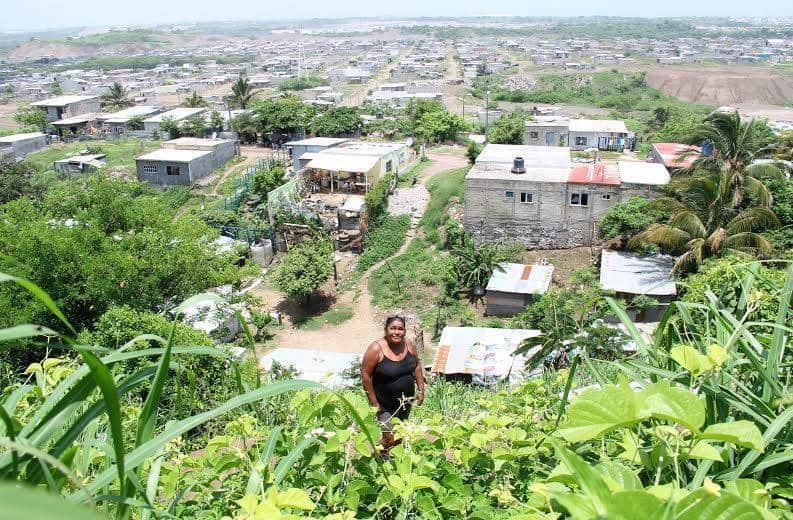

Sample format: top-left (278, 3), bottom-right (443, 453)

top-left (25, 139), bottom-right (161, 175)
top-left (421, 167), bottom-right (468, 245)
top-left (355, 215), bottom-right (411, 274)
top-left (295, 305), bottom-right (354, 330)
top-left (45, 29), bottom-right (169, 46)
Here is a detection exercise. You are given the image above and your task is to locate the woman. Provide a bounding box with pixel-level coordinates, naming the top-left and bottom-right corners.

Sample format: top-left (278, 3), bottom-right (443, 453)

top-left (361, 316), bottom-right (425, 453)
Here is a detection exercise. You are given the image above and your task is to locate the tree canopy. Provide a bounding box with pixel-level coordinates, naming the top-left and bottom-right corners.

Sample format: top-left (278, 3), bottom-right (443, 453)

top-left (252, 96), bottom-right (315, 141)
top-left (487, 109), bottom-right (528, 145)
top-left (271, 237), bottom-right (333, 304)
top-left (309, 107), bottom-right (362, 137)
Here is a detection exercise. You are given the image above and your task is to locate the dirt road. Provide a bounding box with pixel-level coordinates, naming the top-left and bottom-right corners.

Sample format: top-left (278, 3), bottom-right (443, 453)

top-left (254, 150), bottom-right (469, 355)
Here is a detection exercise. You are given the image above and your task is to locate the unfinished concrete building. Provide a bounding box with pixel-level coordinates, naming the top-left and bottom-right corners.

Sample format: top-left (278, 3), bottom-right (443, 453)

top-left (463, 144), bottom-right (669, 249)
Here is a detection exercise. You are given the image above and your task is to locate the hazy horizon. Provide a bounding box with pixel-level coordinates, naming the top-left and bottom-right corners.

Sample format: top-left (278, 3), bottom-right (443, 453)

top-left (4, 0), bottom-right (793, 33)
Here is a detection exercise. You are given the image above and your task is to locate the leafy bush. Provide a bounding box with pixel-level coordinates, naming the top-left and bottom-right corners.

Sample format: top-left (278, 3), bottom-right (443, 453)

top-left (597, 196), bottom-right (671, 240)
top-left (363, 172), bottom-right (395, 224)
top-left (278, 75), bottom-right (328, 91)
top-left (466, 140), bottom-right (483, 164)
top-left (271, 237), bottom-right (334, 305)
top-left (421, 167), bottom-right (467, 245)
top-left (486, 109), bottom-right (528, 145)
top-left (251, 164), bottom-right (287, 201)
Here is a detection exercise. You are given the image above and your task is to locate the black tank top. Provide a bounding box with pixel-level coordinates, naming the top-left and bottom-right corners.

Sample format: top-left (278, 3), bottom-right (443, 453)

top-left (372, 343), bottom-right (417, 414)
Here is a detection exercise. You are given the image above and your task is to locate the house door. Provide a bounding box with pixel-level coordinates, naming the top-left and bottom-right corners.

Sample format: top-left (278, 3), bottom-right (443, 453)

top-left (545, 132), bottom-right (556, 146)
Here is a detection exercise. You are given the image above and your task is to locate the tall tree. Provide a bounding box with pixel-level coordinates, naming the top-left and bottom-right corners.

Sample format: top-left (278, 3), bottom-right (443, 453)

top-left (101, 82), bottom-right (134, 111)
top-left (632, 175), bottom-right (778, 272)
top-left (228, 75), bottom-right (256, 109)
top-left (309, 107), bottom-right (362, 136)
top-left (252, 96), bottom-right (314, 142)
top-left (685, 111), bottom-right (775, 208)
top-left (183, 91), bottom-right (208, 108)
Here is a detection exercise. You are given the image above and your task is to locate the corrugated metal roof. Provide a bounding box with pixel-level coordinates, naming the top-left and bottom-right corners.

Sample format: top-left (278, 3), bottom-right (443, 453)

top-left (600, 249), bottom-right (677, 296)
top-left (486, 262), bottom-right (554, 294)
top-left (567, 163), bottom-right (620, 185)
top-left (30, 94), bottom-right (99, 107)
top-left (652, 142), bottom-right (701, 169)
top-left (260, 348), bottom-right (361, 387)
top-left (431, 326), bottom-right (542, 377)
top-left (306, 153), bottom-right (379, 173)
top-left (618, 161), bottom-right (671, 186)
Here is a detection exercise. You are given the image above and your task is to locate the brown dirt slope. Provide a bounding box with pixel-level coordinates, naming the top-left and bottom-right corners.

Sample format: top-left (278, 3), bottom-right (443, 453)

top-left (646, 66), bottom-right (793, 106)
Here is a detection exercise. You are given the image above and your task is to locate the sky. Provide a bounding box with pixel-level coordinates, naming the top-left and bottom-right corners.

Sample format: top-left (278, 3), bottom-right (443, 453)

top-left (3, 0), bottom-right (793, 32)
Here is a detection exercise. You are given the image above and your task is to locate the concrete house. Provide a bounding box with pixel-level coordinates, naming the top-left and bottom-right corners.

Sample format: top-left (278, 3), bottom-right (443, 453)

top-left (286, 137), bottom-right (350, 170)
top-left (30, 95), bottom-right (101, 123)
top-left (463, 144), bottom-right (669, 249)
top-left (0, 132), bottom-right (48, 158)
top-left (143, 107), bottom-right (207, 133)
top-left (525, 117), bottom-right (633, 151)
top-left (136, 138), bottom-right (237, 187)
top-left (485, 262), bottom-right (554, 316)
top-left (97, 105), bottom-right (161, 136)
top-left (599, 249), bottom-right (677, 322)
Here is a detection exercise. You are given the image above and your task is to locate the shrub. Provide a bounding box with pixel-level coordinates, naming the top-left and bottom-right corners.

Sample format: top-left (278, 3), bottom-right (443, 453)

top-left (597, 196), bottom-right (671, 240)
top-left (363, 172), bottom-right (395, 224)
top-left (271, 237), bottom-right (333, 305)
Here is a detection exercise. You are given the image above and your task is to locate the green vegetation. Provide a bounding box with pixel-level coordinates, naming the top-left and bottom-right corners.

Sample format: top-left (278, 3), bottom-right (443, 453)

top-left (252, 96), bottom-right (315, 142)
top-left (310, 106), bottom-right (363, 137)
top-left (422, 167), bottom-right (467, 244)
top-left (228, 75), bottom-right (257, 109)
top-left (487, 108), bottom-right (529, 145)
top-left (296, 305), bottom-right (354, 330)
top-left (597, 196), bottom-right (672, 241)
top-left (355, 214), bottom-right (411, 274)
top-left (0, 156), bottom-right (42, 204)
top-left (271, 237), bottom-right (334, 305)
top-left (24, 139), bottom-right (160, 174)
top-left (53, 54), bottom-right (253, 71)
top-left (362, 172), bottom-right (395, 224)
top-left (183, 90), bottom-right (208, 108)
top-left (278, 75), bottom-right (329, 91)
top-left (100, 81), bottom-right (133, 112)
top-left (45, 29), bottom-right (169, 46)
top-left (13, 105), bottom-right (47, 131)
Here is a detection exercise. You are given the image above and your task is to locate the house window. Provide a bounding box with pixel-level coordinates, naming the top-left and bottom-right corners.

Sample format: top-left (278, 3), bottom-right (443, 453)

top-left (505, 191), bottom-right (515, 199)
top-left (575, 136), bottom-right (588, 146)
top-left (529, 131), bottom-right (539, 139)
top-left (142, 164), bottom-right (157, 174)
top-left (385, 159), bottom-right (393, 173)
top-left (520, 192), bottom-right (534, 203)
top-left (570, 192), bottom-right (589, 206)
top-left (166, 165), bottom-right (181, 176)
top-left (601, 193), bottom-right (611, 200)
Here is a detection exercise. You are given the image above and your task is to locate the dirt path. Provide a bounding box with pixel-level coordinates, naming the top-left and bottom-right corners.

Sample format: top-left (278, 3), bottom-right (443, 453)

top-left (255, 150), bottom-right (468, 355)
top-left (210, 145), bottom-right (273, 196)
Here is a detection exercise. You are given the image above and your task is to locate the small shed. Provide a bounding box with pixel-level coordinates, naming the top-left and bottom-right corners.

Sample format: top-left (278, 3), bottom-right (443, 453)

top-left (135, 148), bottom-right (214, 186)
top-left (337, 197), bottom-right (366, 231)
top-left (431, 326), bottom-right (542, 385)
top-left (0, 132), bottom-right (47, 158)
top-left (485, 262), bottom-right (554, 316)
top-left (53, 153), bottom-right (106, 174)
top-left (259, 348), bottom-right (361, 388)
top-left (599, 249), bottom-right (677, 322)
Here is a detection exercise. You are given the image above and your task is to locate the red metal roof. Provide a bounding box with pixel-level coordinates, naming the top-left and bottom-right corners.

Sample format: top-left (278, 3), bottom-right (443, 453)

top-left (652, 142), bottom-right (701, 169)
top-left (567, 163), bottom-right (620, 185)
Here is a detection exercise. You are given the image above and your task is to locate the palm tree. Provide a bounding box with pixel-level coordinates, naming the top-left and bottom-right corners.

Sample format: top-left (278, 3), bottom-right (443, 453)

top-left (182, 91), bottom-right (207, 108)
top-left (101, 82), bottom-right (133, 111)
top-left (452, 234), bottom-right (511, 293)
top-left (228, 75), bottom-right (256, 109)
top-left (632, 175), bottom-right (778, 273)
top-left (683, 110), bottom-right (774, 208)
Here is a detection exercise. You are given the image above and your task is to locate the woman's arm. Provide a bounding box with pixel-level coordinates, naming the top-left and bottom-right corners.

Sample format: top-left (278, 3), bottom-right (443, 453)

top-left (361, 343), bottom-right (382, 411)
top-left (409, 341), bottom-right (426, 405)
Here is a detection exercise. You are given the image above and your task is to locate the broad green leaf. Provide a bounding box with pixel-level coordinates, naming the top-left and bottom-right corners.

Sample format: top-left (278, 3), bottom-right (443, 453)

top-left (722, 480), bottom-right (767, 508)
top-left (558, 383), bottom-right (641, 442)
top-left (670, 344), bottom-right (713, 376)
top-left (675, 488), bottom-right (767, 520)
top-left (687, 442), bottom-right (724, 462)
top-left (638, 381), bottom-right (705, 432)
top-left (701, 421), bottom-right (764, 451)
top-left (606, 490), bottom-right (669, 520)
top-left (549, 491), bottom-right (598, 519)
top-left (275, 488), bottom-right (315, 511)
top-left (0, 481), bottom-right (104, 520)
top-left (0, 324), bottom-right (60, 343)
top-left (549, 438), bottom-right (611, 516)
top-left (595, 461), bottom-right (642, 491)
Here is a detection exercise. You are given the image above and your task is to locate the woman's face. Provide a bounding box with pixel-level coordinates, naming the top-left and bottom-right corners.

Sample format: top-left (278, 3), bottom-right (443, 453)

top-left (385, 320), bottom-right (405, 344)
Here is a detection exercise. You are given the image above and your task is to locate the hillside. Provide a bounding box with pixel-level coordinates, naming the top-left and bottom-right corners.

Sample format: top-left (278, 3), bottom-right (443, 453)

top-left (646, 66), bottom-right (793, 106)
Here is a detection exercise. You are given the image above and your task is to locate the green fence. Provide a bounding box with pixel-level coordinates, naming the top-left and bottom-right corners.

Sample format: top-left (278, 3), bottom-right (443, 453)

top-left (221, 157), bottom-right (284, 212)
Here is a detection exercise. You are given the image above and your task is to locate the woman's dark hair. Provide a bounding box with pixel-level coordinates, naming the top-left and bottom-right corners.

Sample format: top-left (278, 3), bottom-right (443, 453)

top-left (384, 315), bottom-right (406, 328)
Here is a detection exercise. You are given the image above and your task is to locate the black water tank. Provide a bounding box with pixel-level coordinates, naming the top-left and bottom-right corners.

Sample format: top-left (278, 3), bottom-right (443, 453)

top-left (511, 156), bottom-right (526, 174)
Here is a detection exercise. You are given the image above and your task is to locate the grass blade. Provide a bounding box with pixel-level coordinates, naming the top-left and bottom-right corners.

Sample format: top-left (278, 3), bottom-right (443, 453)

top-left (246, 426), bottom-right (282, 495)
top-left (764, 263), bottom-right (792, 402)
top-left (0, 273), bottom-right (76, 336)
top-left (273, 436), bottom-right (318, 486)
top-left (0, 324), bottom-right (60, 343)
